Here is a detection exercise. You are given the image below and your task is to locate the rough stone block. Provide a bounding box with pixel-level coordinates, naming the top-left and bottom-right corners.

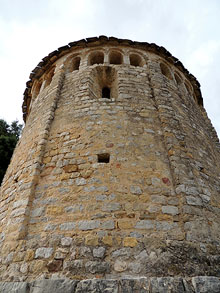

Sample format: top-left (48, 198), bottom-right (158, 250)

top-left (78, 220), bottom-right (100, 230)
top-left (93, 247), bottom-right (106, 258)
top-left (192, 276), bottom-right (220, 293)
top-left (123, 237), bottom-right (138, 247)
top-left (135, 220), bottom-right (154, 229)
top-left (35, 247), bottom-right (53, 259)
top-left (150, 277), bottom-right (187, 293)
top-left (162, 205), bottom-right (179, 215)
top-left (75, 279), bottom-right (118, 293)
top-left (61, 237), bottom-right (73, 246)
top-left (85, 261), bottom-right (110, 274)
top-left (130, 185), bottom-right (143, 195)
top-left (0, 282), bottom-right (28, 293)
top-left (30, 279), bottom-right (78, 293)
top-left (60, 222), bottom-right (76, 231)
top-left (119, 278), bottom-right (150, 292)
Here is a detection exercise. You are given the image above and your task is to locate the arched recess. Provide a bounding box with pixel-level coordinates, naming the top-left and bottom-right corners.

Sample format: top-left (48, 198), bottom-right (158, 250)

top-left (32, 79), bottom-right (43, 100)
top-left (90, 66), bottom-right (118, 100)
top-left (65, 54), bottom-right (81, 72)
top-left (109, 51), bottom-right (123, 65)
top-left (88, 51), bottom-right (104, 65)
top-left (44, 67), bottom-right (55, 88)
top-left (160, 62), bottom-right (173, 80)
top-left (129, 53), bottom-right (144, 67)
top-left (184, 81), bottom-right (192, 95)
top-left (71, 56), bottom-right (81, 71)
top-left (174, 72), bottom-right (182, 85)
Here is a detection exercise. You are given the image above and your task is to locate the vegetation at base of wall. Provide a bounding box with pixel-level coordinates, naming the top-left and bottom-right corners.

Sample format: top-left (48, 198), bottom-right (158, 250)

top-left (0, 119), bottom-right (23, 185)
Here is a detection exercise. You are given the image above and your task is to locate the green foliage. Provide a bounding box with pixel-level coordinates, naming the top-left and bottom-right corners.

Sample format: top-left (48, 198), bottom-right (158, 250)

top-left (0, 119), bottom-right (23, 185)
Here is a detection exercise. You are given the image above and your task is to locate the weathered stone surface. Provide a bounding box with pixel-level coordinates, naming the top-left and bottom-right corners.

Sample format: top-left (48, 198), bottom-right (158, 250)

top-left (85, 261), bottom-right (110, 274)
top-left (78, 220), bottom-right (100, 230)
top-left (114, 260), bottom-right (127, 272)
top-left (1, 277), bottom-right (220, 292)
top-left (130, 185), bottom-right (143, 195)
top-left (35, 247), bottom-right (53, 259)
top-left (30, 279), bottom-right (78, 293)
top-left (192, 276), bottom-right (220, 293)
top-left (75, 279), bottom-right (118, 293)
top-left (119, 278), bottom-right (150, 293)
top-left (0, 282), bottom-right (28, 293)
top-left (150, 277), bottom-right (187, 293)
top-left (93, 247), bottom-right (105, 258)
top-left (60, 222), bottom-right (76, 230)
top-left (61, 237), bottom-right (72, 246)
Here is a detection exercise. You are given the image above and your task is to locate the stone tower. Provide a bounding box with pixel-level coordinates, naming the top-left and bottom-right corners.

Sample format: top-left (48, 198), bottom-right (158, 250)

top-left (0, 36), bottom-right (220, 292)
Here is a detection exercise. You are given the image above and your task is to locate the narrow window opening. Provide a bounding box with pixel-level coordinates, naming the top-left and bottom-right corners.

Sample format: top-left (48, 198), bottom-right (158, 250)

top-left (72, 57), bottom-right (80, 71)
top-left (97, 153), bottom-right (110, 163)
top-left (102, 87), bottom-right (110, 99)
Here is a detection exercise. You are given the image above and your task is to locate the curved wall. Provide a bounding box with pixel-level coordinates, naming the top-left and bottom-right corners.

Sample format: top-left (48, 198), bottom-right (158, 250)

top-left (0, 38), bottom-right (220, 283)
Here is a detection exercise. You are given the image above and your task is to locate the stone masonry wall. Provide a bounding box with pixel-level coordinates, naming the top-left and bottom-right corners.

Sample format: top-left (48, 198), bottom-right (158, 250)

top-left (0, 39), bottom-right (220, 288)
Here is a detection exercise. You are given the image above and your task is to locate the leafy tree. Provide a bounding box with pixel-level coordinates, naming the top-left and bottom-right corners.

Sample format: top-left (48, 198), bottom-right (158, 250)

top-left (0, 119), bottom-right (23, 185)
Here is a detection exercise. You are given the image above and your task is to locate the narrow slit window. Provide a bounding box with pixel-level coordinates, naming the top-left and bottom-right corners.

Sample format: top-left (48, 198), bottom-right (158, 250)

top-left (102, 87), bottom-right (110, 99)
top-left (97, 153), bottom-right (110, 163)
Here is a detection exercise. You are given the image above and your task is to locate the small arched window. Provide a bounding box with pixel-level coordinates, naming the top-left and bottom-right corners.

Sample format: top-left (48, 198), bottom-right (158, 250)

top-left (160, 63), bottom-right (173, 80)
top-left (102, 87), bottom-right (111, 99)
top-left (109, 51), bottom-right (123, 65)
top-left (174, 72), bottom-right (182, 85)
top-left (89, 51), bottom-right (104, 65)
top-left (129, 53), bottom-right (143, 67)
top-left (44, 67), bottom-right (55, 88)
top-left (72, 56), bottom-right (81, 71)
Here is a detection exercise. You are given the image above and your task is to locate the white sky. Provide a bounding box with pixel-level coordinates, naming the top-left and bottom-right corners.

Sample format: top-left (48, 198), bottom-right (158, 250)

top-left (0, 0), bottom-right (220, 137)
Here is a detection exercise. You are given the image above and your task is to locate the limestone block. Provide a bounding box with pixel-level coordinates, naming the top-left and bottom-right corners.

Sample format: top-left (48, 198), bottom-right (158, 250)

top-left (35, 247), bottom-right (53, 259)
top-left (192, 276), bottom-right (220, 293)
top-left (30, 279), bottom-right (78, 293)
top-left (75, 279), bottom-right (118, 293)
top-left (93, 247), bottom-right (105, 258)
top-left (0, 282), bottom-right (28, 293)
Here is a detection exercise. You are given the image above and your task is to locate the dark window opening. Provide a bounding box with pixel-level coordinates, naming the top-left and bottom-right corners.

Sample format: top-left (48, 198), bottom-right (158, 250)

top-left (89, 52), bottom-right (104, 65)
top-left (97, 153), bottom-right (110, 163)
top-left (102, 87), bottom-right (110, 99)
top-left (109, 51), bottom-right (123, 65)
top-left (72, 57), bottom-right (80, 71)
top-left (130, 54), bottom-right (143, 67)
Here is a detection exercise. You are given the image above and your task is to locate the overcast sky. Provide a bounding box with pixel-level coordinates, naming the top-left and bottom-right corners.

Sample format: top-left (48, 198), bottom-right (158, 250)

top-left (0, 0), bottom-right (219, 137)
